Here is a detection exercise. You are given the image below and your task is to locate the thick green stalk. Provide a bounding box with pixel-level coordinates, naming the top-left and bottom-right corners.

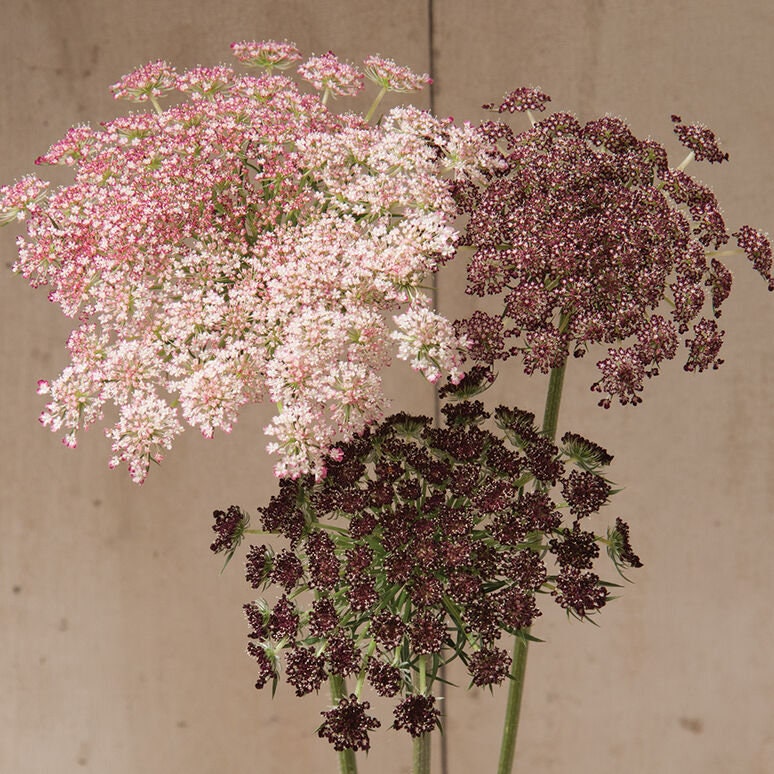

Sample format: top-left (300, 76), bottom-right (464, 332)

top-left (541, 360), bottom-right (567, 443)
top-left (329, 674), bottom-right (358, 774)
top-left (497, 358), bottom-right (567, 774)
top-left (496, 631), bottom-right (530, 774)
top-left (413, 655), bottom-right (431, 774)
top-left (413, 732), bottom-right (432, 774)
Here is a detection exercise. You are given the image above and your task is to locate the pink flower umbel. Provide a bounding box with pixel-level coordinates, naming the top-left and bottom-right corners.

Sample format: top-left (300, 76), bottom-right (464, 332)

top-left (2, 43), bottom-right (489, 482)
top-left (229, 40), bottom-right (302, 70)
top-left (0, 175), bottom-right (49, 224)
top-left (110, 60), bottom-right (177, 102)
top-left (298, 52), bottom-right (364, 99)
top-left (363, 55), bottom-right (432, 92)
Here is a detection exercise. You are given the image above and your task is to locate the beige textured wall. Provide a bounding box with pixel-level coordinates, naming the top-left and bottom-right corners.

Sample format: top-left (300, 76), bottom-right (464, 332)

top-left (2, 2), bottom-right (773, 773)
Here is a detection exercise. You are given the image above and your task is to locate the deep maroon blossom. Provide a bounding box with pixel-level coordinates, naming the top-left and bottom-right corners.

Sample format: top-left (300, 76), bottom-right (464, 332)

top-left (231, 388), bottom-right (637, 740)
top-left (371, 612), bottom-right (406, 650)
top-left (561, 470), bottom-right (611, 519)
top-left (408, 612), bottom-right (447, 654)
top-left (307, 530), bottom-right (341, 590)
top-left (456, 92), bottom-right (772, 406)
top-left (246, 642), bottom-right (277, 689)
top-left (245, 545), bottom-right (270, 589)
top-left (243, 602), bottom-right (268, 640)
top-left (484, 86), bottom-right (551, 113)
top-left (325, 632), bottom-right (361, 677)
top-left (524, 437), bottom-right (564, 484)
top-left (269, 549), bottom-right (304, 592)
top-left (392, 694), bottom-right (441, 737)
top-left (347, 574), bottom-right (378, 612)
top-left (210, 505), bottom-right (248, 554)
top-left (268, 595), bottom-right (299, 640)
top-left (318, 695), bottom-right (381, 752)
top-left (553, 568), bottom-right (608, 617)
top-left (499, 549), bottom-right (547, 591)
top-left (345, 545), bottom-right (374, 575)
top-left (285, 647), bottom-right (327, 696)
top-left (549, 527), bottom-right (600, 570)
top-left (609, 518), bottom-right (643, 569)
top-left (671, 115), bottom-right (729, 164)
top-left (560, 432), bottom-right (613, 469)
top-left (469, 646), bottom-right (512, 687)
top-left (259, 483), bottom-right (305, 545)
top-left (494, 587), bottom-right (541, 631)
top-left (309, 596), bottom-right (339, 637)
top-left (517, 491), bottom-right (561, 531)
top-left (367, 661), bottom-right (402, 697)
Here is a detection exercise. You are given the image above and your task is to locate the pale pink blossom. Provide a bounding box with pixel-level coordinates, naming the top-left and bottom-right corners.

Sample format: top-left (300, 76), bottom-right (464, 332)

top-left (392, 303), bottom-right (469, 385)
top-left (176, 66), bottom-right (234, 98)
top-left (230, 40), bottom-right (302, 70)
top-left (0, 176), bottom-right (50, 224)
top-left (298, 52), bottom-right (364, 98)
top-left (363, 55), bottom-right (432, 92)
top-left (110, 60), bottom-right (177, 102)
top-left (5, 47), bottom-right (493, 482)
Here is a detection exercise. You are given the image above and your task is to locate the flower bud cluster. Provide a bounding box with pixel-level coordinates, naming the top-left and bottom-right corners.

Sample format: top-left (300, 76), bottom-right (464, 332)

top-left (454, 88), bottom-right (773, 407)
top-left (213, 368), bottom-right (640, 750)
top-left (2, 43), bottom-right (493, 482)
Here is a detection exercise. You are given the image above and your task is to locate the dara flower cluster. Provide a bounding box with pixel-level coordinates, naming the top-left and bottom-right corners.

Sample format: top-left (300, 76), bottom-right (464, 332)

top-left (211, 368), bottom-right (641, 752)
top-left (1, 42), bottom-right (493, 482)
top-left (454, 87), bottom-right (773, 407)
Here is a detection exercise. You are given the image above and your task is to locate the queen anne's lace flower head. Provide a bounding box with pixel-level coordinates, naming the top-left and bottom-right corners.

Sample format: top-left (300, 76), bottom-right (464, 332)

top-left (228, 381), bottom-right (639, 748)
top-left (298, 52), bottom-right (364, 98)
top-left (363, 55), bottom-right (432, 92)
top-left (455, 87), bottom-right (773, 407)
top-left (1, 42), bottom-right (492, 482)
top-left (110, 60), bottom-right (177, 101)
top-left (230, 40), bottom-right (302, 70)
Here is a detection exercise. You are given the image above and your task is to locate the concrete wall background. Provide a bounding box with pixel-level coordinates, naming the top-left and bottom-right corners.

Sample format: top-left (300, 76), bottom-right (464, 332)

top-left (2, 1), bottom-right (773, 772)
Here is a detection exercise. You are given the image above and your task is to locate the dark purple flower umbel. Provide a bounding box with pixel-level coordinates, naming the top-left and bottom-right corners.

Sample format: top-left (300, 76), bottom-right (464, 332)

top-left (318, 695), bottom-right (381, 752)
top-left (392, 694), bottom-right (441, 737)
top-left (210, 505), bottom-right (248, 554)
top-left (456, 90), bottom-right (773, 407)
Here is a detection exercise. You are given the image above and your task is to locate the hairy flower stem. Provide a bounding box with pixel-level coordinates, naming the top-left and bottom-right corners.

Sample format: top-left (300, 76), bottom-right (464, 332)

top-left (329, 674), bottom-right (358, 774)
top-left (497, 358), bottom-right (567, 774)
top-left (412, 655), bottom-right (431, 774)
top-left (365, 86), bottom-right (388, 123)
top-left (413, 733), bottom-right (431, 774)
top-left (496, 631), bottom-right (530, 774)
top-left (541, 359), bottom-right (567, 443)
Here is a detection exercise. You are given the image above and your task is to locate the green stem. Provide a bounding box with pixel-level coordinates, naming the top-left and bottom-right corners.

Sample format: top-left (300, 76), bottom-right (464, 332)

top-left (413, 655), bottom-right (431, 774)
top-left (676, 150), bottom-right (695, 171)
top-left (329, 675), bottom-right (358, 774)
top-left (365, 86), bottom-right (388, 123)
top-left (413, 732), bottom-right (431, 774)
top-left (497, 631), bottom-right (530, 774)
top-left (541, 358), bottom-right (567, 443)
top-left (497, 357), bottom-right (568, 774)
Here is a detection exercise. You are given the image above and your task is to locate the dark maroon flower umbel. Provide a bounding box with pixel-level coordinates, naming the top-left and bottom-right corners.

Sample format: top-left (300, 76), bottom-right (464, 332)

top-left (392, 694), bottom-right (441, 737)
top-left (210, 505), bottom-right (248, 554)
top-left (469, 646), bottom-right (512, 687)
top-left (220, 381), bottom-right (639, 743)
top-left (318, 695), bottom-right (381, 752)
top-left (455, 90), bottom-right (773, 407)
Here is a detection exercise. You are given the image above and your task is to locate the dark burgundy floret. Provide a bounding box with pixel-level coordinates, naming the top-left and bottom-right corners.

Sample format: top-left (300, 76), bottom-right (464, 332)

top-left (318, 695), bottom-right (381, 752)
